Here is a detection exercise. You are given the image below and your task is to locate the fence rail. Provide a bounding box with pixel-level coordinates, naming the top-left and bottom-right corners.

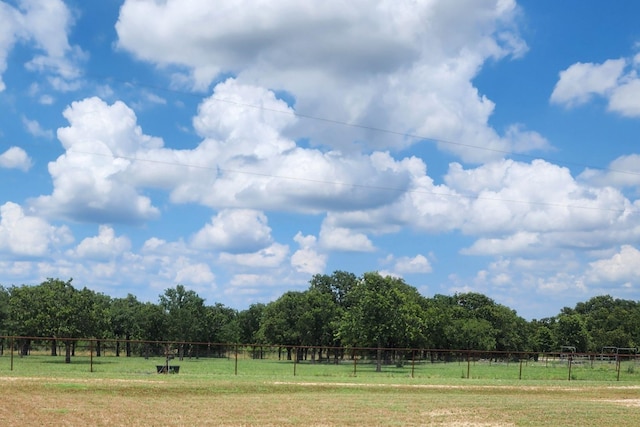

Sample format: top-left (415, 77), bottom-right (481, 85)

top-left (1, 336), bottom-right (638, 382)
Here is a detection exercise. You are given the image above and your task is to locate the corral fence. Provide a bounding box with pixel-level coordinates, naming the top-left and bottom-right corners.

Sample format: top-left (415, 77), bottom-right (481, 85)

top-left (1, 336), bottom-right (638, 382)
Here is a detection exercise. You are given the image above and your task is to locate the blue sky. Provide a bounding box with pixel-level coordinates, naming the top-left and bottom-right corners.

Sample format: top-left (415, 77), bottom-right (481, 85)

top-left (1, 0), bottom-right (640, 320)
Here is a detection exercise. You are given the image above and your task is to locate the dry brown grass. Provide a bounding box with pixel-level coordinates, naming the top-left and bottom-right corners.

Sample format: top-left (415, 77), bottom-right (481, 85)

top-left (1, 376), bottom-right (639, 426)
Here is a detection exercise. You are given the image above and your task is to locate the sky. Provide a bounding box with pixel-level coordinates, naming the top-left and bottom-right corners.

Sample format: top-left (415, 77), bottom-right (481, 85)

top-left (1, 0), bottom-right (640, 320)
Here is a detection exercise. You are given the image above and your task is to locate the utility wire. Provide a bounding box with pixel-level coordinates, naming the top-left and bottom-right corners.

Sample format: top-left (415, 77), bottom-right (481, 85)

top-left (68, 149), bottom-right (636, 215)
top-left (98, 75), bottom-right (640, 179)
top-left (59, 75), bottom-right (640, 216)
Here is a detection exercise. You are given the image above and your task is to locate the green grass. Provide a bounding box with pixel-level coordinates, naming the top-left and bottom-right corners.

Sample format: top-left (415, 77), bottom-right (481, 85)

top-left (2, 352), bottom-right (639, 384)
top-left (2, 353), bottom-right (640, 426)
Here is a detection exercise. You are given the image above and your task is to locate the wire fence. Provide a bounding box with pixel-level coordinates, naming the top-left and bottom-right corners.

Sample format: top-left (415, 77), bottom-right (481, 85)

top-left (1, 336), bottom-right (639, 382)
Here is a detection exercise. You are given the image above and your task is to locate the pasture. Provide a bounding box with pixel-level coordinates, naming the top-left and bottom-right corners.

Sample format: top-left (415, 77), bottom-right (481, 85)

top-left (1, 353), bottom-right (639, 425)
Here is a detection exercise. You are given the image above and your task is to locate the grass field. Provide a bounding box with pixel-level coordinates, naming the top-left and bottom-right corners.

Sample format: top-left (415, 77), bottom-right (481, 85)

top-left (1, 354), bottom-right (640, 426)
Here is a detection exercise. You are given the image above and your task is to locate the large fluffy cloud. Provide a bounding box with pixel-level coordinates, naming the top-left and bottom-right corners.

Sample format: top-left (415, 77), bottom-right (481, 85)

top-left (32, 97), bottom-right (161, 223)
top-left (115, 0), bottom-right (544, 162)
top-left (35, 80), bottom-right (418, 223)
top-left (325, 158), bottom-right (640, 259)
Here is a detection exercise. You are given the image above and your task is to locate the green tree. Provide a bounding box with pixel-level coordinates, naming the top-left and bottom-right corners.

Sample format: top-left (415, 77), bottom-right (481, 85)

top-left (556, 314), bottom-right (591, 353)
top-left (298, 289), bottom-right (341, 361)
top-left (309, 270), bottom-right (357, 309)
top-left (237, 303), bottom-right (265, 344)
top-left (574, 295), bottom-right (639, 350)
top-left (0, 286), bottom-right (8, 335)
top-left (446, 317), bottom-right (496, 351)
top-left (453, 292), bottom-right (528, 352)
top-left (159, 285), bottom-right (207, 359)
top-left (76, 288), bottom-right (111, 355)
top-left (7, 279), bottom-right (104, 363)
top-left (532, 325), bottom-right (555, 353)
top-left (422, 294), bottom-right (456, 349)
top-left (137, 302), bottom-right (168, 356)
top-left (338, 272), bottom-right (428, 371)
top-left (259, 291), bottom-right (308, 359)
top-left (203, 303), bottom-right (239, 345)
top-left (7, 284), bottom-right (44, 344)
top-left (110, 294), bottom-right (143, 357)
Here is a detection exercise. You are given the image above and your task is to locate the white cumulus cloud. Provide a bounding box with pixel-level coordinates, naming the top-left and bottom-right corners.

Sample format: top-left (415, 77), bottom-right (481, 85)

top-left (0, 146), bottom-right (32, 171)
top-left (115, 0), bottom-right (538, 162)
top-left (191, 209), bottom-right (273, 253)
top-left (69, 225), bottom-right (131, 261)
top-left (0, 201), bottom-right (72, 257)
top-left (0, 0), bottom-right (84, 92)
top-left (290, 232), bottom-right (327, 274)
top-left (551, 55), bottom-right (640, 117)
top-left (393, 254), bottom-right (433, 274)
top-left (32, 97), bottom-right (161, 223)
top-left (585, 245), bottom-right (640, 285)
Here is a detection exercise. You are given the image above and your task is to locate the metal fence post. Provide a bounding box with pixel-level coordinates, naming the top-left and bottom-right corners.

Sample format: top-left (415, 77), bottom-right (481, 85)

top-left (234, 345), bottom-right (238, 376)
top-left (411, 350), bottom-right (415, 378)
top-left (519, 359), bottom-right (523, 380)
top-left (293, 347), bottom-right (297, 376)
top-left (353, 349), bottom-right (357, 377)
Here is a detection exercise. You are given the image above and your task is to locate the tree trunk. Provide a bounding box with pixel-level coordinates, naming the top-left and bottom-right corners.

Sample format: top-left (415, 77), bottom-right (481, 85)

top-left (96, 340), bottom-right (102, 357)
top-left (376, 343), bottom-right (382, 372)
top-left (65, 341), bottom-right (72, 364)
top-left (126, 334), bottom-right (131, 357)
top-left (116, 340), bottom-right (120, 357)
top-left (20, 339), bottom-right (30, 357)
top-left (51, 339), bottom-right (57, 356)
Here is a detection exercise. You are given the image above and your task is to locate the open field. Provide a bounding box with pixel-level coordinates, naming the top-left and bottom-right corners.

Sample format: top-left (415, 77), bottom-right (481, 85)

top-left (2, 350), bottom-right (639, 382)
top-left (1, 375), bottom-right (640, 426)
top-left (1, 355), bottom-right (640, 425)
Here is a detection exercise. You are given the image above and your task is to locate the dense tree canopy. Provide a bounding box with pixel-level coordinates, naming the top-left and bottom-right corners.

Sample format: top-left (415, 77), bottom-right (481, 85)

top-left (1, 272), bottom-right (639, 363)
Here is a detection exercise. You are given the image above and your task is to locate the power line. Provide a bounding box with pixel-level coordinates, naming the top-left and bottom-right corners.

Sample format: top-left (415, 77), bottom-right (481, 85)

top-left (68, 149), bottom-right (636, 215)
top-left (98, 75), bottom-right (640, 179)
top-left (54, 75), bottom-right (640, 216)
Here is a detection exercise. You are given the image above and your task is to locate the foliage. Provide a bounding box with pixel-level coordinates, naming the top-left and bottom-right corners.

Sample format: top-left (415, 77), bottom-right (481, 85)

top-left (2, 273), bottom-right (640, 358)
top-left (555, 313), bottom-right (591, 353)
top-left (338, 273), bottom-right (428, 371)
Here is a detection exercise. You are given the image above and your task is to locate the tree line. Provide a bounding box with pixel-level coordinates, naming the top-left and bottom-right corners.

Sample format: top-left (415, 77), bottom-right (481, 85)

top-left (1, 272), bottom-right (639, 364)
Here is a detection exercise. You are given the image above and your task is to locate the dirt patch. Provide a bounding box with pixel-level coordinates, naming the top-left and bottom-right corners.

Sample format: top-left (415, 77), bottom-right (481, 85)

top-left (0, 376), bottom-right (165, 385)
top-left (600, 399), bottom-right (640, 407)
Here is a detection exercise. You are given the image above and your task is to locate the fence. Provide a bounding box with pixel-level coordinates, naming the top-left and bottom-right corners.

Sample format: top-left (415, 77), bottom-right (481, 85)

top-left (1, 336), bottom-right (638, 382)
